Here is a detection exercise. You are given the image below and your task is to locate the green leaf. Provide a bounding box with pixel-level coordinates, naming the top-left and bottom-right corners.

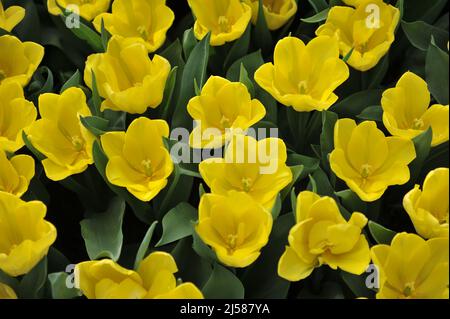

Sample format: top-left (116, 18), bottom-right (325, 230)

top-left (100, 18), bottom-right (112, 52)
top-left (59, 12), bottom-right (103, 52)
top-left (80, 197), bottom-right (126, 261)
top-left (27, 67), bottom-right (54, 103)
top-left (281, 165), bottom-right (304, 200)
top-left (134, 221), bottom-right (158, 269)
top-left (341, 272), bottom-right (375, 299)
top-left (287, 153), bottom-right (320, 180)
top-left (202, 264), bottom-right (245, 299)
top-left (271, 194), bottom-right (282, 220)
top-left (239, 63), bottom-right (256, 97)
top-left (22, 131), bottom-right (46, 161)
top-left (159, 67), bottom-right (178, 120)
top-left (402, 20), bottom-right (448, 51)
top-left (291, 188), bottom-right (297, 216)
top-left (367, 55), bottom-right (389, 89)
top-left (18, 257), bottom-right (47, 299)
top-left (224, 24), bottom-right (251, 70)
top-left (80, 116), bottom-right (109, 136)
top-left (227, 50), bottom-right (265, 82)
top-left (336, 189), bottom-right (367, 214)
top-left (309, 168), bottom-right (335, 197)
top-left (48, 272), bottom-right (81, 299)
top-left (369, 221), bottom-right (397, 245)
top-left (409, 128), bottom-right (433, 183)
top-left (426, 39), bottom-right (449, 105)
top-left (320, 111), bottom-right (338, 172)
top-left (308, 0), bottom-right (328, 12)
top-left (60, 70), bottom-right (81, 93)
top-left (192, 230), bottom-right (217, 263)
top-left (343, 47), bottom-right (354, 62)
top-left (403, 0), bottom-right (447, 24)
top-left (156, 203), bottom-right (198, 247)
top-left (89, 71), bottom-right (102, 116)
top-left (172, 33), bottom-right (210, 129)
top-left (357, 105), bottom-right (383, 122)
top-left (301, 8), bottom-right (329, 23)
top-left (241, 213), bottom-right (294, 298)
top-left (253, 0), bottom-right (273, 55)
top-left (331, 89), bottom-right (383, 118)
top-left (159, 39), bottom-right (185, 67)
top-left (182, 28), bottom-right (197, 60)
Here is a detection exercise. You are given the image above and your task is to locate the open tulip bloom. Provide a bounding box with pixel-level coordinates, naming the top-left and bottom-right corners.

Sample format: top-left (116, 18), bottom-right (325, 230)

top-left (0, 0), bottom-right (448, 303)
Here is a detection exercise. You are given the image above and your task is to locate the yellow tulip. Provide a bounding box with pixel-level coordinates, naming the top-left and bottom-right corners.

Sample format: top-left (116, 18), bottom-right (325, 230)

top-left (187, 76), bottom-right (266, 149)
top-left (199, 134), bottom-right (292, 210)
top-left (100, 117), bottom-right (174, 202)
top-left (196, 191), bottom-right (273, 268)
top-left (0, 192), bottom-right (57, 277)
top-left (187, 0), bottom-right (252, 46)
top-left (255, 36), bottom-right (349, 112)
top-left (0, 283), bottom-right (17, 299)
top-left (85, 35), bottom-right (171, 114)
top-left (76, 252), bottom-right (203, 299)
top-left (243, 0), bottom-right (297, 31)
top-left (26, 88), bottom-right (95, 182)
top-left (403, 168), bottom-right (449, 239)
top-left (93, 0), bottom-right (174, 53)
top-left (371, 233), bottom-right (449, 299)
top-left (381, 72), bottom-right (449, 147)
top-left (330, 119), bottom-right (416, 202)
top-left (47, 0), bottom-right (111, 21)
top-left (0, 150), bottom-right (34, 197)
top-left (342, 0), bottom-right (364, 6)
top-left (0, 35), bottom-right (44, 87)
top-left (0, 82), bottom-right (37, 153)
top-left (316, 0), bottom-right (400, 71)
top-left (0, 0), bottom-right (25, 32)
top-left (278, 191), bottom-right (370, 281)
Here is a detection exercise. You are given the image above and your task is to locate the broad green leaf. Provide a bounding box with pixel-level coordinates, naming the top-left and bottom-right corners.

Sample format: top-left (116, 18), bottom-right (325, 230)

top-left (271, 194), bottom-right (282, 220)
top-left (320, 111), bottom-right (338, 172)
top-left (369, 221), bottom-right (397, 245)
top-left (59, 12), bottom-right (103, 52)
top-left (301, 8), bottom-right (329, 23)
top-left (227, 50), bottom-right (265, 82)
top-left (100, 18), bottom-right (111, 52)
top-left (426, 39), bottom-right (449, 105)
top-left (402, 20), bottom-right (448, 51)
top-left (331, 89), bottom-right (383, 118)
top-left (202, 264), bottom-right (245, 299)
top-left (281, 165), bottom-right (304, 200)
top-left (27, 66), bottom-right (54, 104)
top-left (253, 0), bottom-right (273, 56)
top-left (89, 71), bottom-right (102, 116)
top-left (409, 128), bottom-right (433, 184)
top-left (182, 28), bottom-right (197, 60)
top-left (239, 63), bottom-right (256, 97)
top-left (48, 272), bottom-right (81, 299)
top-left (17, 257), bottom-right (47, 299)
top-left (159, 39), bottom-right (185, 67)
top-left (134, 221), bottom-right (158, 269)
top-left (80, 116), bottom-right (109, 136)
top-left (60, 69), bottom-right (81, 93)
top-left (156, 203), bottom-right (198, 247)
top-left (192, 230), bottom-right (217, 263)
top-left (336, 189), bottom-right (367, 214)
top-left (357, 105), bottom-right (383, 122)
top-left (308, 0), bottom-right (328, 13)
top-left (403, 0), bottom-right (447, 24)
top-left (159, 67), bottom-right (178, 120)
top-left (224, 24), bottom-right (251, 70)
top-left (341, 272), bottom-right (375, 299)
top-left (80, 197), bottom-right (126, 261)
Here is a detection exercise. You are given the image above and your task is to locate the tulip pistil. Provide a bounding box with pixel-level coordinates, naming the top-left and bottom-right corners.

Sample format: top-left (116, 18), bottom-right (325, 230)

top-left (141, 159), bottom-right (154, 177)
top-left (220, 115), bottom-right (232, 128)
top-left (297, 81), bottom-right (308, 95)
top-left (360, 164), bottom-right (373, 179)
top-left (241, 178), bottom-right (253, 192)
top-left (226, 233), bottom-right (238, 254)
top-left (137, 26), bottom-right (148, 40)
top-left (71, 136), bottom-right (85, 152)
top-left (218, 16), bottom-right (231, 33)
top-left (403, 283), bottom-right (415, 298)
top-left (412, 118), bottom-right (425, 130)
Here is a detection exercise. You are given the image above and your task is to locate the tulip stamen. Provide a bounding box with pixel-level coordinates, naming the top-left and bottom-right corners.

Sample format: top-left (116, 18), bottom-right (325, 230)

top-left (297, 81), bottom-right (308, 95)
top-left (141, 159), bottom-right (153, 177)
top-left (241, 178), bottom-right (253, 192)
top-left (71, 136), bottom-right (84, 152)
top-left (220, 115), bottom-right (232, 128)
top-left (226, 233), bottom-right (238, 254)
top-left (218, 16), bottom-right (231, 33)
top-left (403, 282), bottom-right (415, 298)
top-left (412, 118), bottom-right (425, 130)
top-left (137, 26), bottom-right (148, 40)
top-left (360, 164), bottom-right (372, 179)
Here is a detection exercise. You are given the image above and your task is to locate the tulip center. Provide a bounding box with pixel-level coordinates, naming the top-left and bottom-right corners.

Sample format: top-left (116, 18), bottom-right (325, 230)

top-left (71, 136), bottom-right (84, 152)
top-left (141, 159), bottom-right (153, 177)
top-left (297, 81), bottom-right (308, 95)
top-left (360, 164), bottom-right (373, 179)
top-left (137, 26), bottom-right (148, 40)
top-left (220, 115), bottom-right (232, 128)
top-left (226, 233), bottom-right (238, 254)
top-left (0, 69), bottom-right (6, 81)
top-left (412, 118), bottom-right (425, 130)
top-left (241, 178), bottom-right (253, 192)
top-left (403, 282), bottom-right (416, 298)
top-left (217, 16), bottom-right (231, 33)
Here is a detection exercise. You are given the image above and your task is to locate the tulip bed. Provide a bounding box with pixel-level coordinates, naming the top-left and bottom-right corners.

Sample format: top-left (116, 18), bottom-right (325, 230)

top-left (0, 0), bottom-right (449, 300)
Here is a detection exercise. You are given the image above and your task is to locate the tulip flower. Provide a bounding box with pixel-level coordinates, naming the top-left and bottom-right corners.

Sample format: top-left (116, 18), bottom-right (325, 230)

top-left (0, 82), bottom-right (37, 153)
top-left (243, 0), bottom-right (297, 31)
top-left (196, 191), bottom-right (273, 268)
top-left (403, 168), bottom-right (449, 239)
top-left (0, 192), bottom-right (57, 277)
top-left (0, 0), bottom-right (25, 32)
top-left (0, 35), bottom-right (44, 87)
top-left (26, 88), bottom-right (95, 181)
top-left (187, 0), bottom-right (252, 46)
top-left (100, 117), bottom-right (174, 202)
top-left (330, 119), bottom-right (416, 202)
top-left (371, 233), bottom-right (449, 299)
top-left (47, 0), bottom-right (111, 21)
top-left (316, 0), bottom-right (400, 71)
top-left (85, 36), bottom-right (171, 114)
top-left (93, 0), bottom-right (174, 53)
top-left (342, 0), bottom-right (364, 6)
top-left (255, 36), bottom-right (349, 112)
top-left (381, 72), bottom-right (449, 147)
top-left (0, 283), bottom-right (17, 299)
top-left (199, 134), bottom-right (292, 210)
top-left (278, 191), bottom-right (370, 281)
top-left (187, 76), bottom-right (266, 149)
top-left (0, 150), bottom-right (35, 197)
top-left (76, 252), bottom-right (203, 299)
